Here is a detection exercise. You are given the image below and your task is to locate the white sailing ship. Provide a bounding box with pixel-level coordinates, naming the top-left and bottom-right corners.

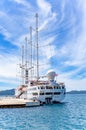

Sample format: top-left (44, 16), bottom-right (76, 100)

top-left (15, 14), bottom-right (66, 104)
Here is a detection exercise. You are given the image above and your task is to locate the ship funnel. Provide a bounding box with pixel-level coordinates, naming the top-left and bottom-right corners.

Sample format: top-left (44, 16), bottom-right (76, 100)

top-left (47, 70), bottom-right (56, 81)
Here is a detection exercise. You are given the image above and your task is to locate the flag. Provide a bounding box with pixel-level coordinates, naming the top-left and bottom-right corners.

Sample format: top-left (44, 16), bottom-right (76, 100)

top-left (55, 73), bottom-right (58, 76)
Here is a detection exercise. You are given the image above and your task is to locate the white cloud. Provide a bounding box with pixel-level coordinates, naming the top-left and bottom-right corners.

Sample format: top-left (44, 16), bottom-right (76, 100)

top-left (51, 0), bottom-right (86, 91)
top-left (12, 0), bottom-right (31, 8)
top-left (59, 38), bottom-right (86, 67)
top-left (13, 0), bottom-right (25, 4)
top-left (0, 25), bottom-right (11, 39)
top-left (0, 53), bottom-right (18, 78)
top-left (0, 11), bottom-right (5, 17)
top-left (37, 0), bottom-right (57, 32)
top-left (57, 72), bottom-right (86, 91)
top-left (39, 36), bottom-right (56, 60)
top-left (0, 0), bottom-right (86, 91)
top-left (37, 0), bottom-right (51, 16)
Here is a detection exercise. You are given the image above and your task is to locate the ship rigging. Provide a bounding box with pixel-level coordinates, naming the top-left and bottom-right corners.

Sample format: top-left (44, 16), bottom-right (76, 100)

top-left (15, 13), bottom-right (66, 104)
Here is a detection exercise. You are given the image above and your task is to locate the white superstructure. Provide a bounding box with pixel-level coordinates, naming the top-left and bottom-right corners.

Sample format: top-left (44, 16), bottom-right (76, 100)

top-left (15, 14), bottom-right (66, 104)
top-left (15, 70), bottom-right (66, 104)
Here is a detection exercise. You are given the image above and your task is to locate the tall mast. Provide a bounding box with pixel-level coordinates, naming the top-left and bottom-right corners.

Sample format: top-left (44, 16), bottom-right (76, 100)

top-left (35, 13), bottom-right (39, 80)
top-left (25, 37), bottom-right (28, 68)
top-left (30, 26), bottom-right (32, 80)
top-left (21, 45), bottom-right (24, 85)
top-left (25, 37), bottom-right (28, 85)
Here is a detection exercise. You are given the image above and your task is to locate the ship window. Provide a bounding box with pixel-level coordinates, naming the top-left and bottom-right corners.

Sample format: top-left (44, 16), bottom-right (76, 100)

top-left (62, 86), bottom-right (64, 89)
top-left (40, 92), bottom-right (44, 95)
top-left (32, 93), bottom-right (38, 95)
top-left (54, 86), bottom-right (59, 89)
top-left (46, 92), bottom-right (53, 95)
top-left (46, 86), bottom-right (53, 89)
top-left (54, 92), bottom-right (60, 95)
top-left (41, 86), bottom-right (45, 89)
top-left (30, 82), bottom-right (33, 85)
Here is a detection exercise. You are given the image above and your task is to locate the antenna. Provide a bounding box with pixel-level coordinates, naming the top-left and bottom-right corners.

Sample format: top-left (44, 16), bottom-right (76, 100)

top-left (35, 13), bottom-right (39, 81)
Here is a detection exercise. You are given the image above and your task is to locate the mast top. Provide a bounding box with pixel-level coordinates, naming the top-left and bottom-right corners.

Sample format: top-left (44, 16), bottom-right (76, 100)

top-left (35, 13), bottom-right (38, 17)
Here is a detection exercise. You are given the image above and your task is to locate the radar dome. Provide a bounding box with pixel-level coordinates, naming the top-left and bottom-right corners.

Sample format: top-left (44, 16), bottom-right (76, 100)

top-left (47, 70), bottom-right (56, 81)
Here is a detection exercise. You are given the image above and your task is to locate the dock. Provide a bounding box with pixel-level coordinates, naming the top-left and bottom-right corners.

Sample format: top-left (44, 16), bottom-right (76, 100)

top-left (0, 98), bottom-right (41, 108)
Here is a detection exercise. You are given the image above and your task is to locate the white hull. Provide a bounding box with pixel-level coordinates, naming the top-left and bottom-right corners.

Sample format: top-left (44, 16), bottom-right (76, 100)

top-left (15, 81), bottom-right (66, 104)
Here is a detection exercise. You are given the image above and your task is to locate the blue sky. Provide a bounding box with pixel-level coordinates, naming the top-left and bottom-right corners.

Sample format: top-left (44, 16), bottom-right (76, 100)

top-left (0, 0), bottom-right (86, 91)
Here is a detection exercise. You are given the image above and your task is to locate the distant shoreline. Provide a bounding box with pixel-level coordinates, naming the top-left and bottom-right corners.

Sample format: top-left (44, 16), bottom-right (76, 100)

top-left (67, 90), bottom-right (86, 94)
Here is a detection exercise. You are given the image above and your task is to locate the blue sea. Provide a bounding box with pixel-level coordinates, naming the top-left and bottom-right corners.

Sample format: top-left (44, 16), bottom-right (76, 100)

top-left (0, 94), bottom-right (86, 130)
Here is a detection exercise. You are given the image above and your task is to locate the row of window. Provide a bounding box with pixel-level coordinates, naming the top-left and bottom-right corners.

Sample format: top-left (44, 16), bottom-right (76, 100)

top-left (28, 86), bottom-right (65, 91)
top-left (39, 86), bottom-right (65, 89)
top-left (32, 92), bottom-right (61, 96)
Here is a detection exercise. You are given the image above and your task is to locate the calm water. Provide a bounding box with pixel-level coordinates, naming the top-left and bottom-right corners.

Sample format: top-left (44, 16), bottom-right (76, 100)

top-left (0, 94), bottom-right (86, 130)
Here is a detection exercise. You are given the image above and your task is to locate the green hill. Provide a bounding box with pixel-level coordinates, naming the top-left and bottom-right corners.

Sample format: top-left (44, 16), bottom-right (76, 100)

top-left (0, 89), bottom-right (15, 96)
top-left (67, 90), bottom-right (86, 94)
